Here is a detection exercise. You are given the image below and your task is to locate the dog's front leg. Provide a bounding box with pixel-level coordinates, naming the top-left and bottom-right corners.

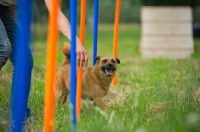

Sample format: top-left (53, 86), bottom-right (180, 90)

top-left (93, 97), bottom-right (111, 112)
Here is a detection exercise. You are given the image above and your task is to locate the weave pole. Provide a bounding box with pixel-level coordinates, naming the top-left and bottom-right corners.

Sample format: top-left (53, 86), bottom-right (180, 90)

top-left (11, 0), bottom-right (31, 131)
top-left (92, 0), bottom-right (99, 65)
top-left (112, 0), bottom-right (121, 87)
top-left (70, 0), bottom-right (77, 130)
top-left (43, 0), bottom-right (59, 131)
top-left (76, 0), bottom-right (86, 119)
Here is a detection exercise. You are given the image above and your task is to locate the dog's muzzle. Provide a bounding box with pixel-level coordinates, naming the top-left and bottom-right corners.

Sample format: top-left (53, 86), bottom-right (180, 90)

top-left (101, 63), bottom-right (116, 77)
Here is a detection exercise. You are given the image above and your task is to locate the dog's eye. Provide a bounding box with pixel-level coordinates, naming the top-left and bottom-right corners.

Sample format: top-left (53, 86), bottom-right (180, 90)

top-left (102, 59), bottom-right (107, 63)
top-left (111, 59), bottom-right (115, 63)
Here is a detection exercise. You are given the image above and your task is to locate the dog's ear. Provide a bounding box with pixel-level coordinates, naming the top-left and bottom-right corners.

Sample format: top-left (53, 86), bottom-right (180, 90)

top-left (94, 56), bottom-right (101, 63)
top-left (116, 58), bottom-right (120, 64)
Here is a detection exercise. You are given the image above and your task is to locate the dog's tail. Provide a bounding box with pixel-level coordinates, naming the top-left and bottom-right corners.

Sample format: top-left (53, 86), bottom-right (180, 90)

top-left (62, 42), bottom-right (70, 64)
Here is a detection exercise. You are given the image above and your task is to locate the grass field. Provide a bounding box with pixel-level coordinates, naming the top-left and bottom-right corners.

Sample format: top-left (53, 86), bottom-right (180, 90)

top-left (0, 24), bottom-right (200, 132)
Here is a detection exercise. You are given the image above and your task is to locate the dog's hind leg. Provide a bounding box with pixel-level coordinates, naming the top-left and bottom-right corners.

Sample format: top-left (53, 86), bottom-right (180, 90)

top-left (61, 88), bottom-right (69, 104)
top-left (55, 78), bottom-right (65, 104)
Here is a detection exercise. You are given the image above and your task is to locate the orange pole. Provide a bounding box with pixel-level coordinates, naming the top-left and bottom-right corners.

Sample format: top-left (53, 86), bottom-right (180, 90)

top-left (112, 0), bottom-right (121, 87)
top-left (76, 0), bottom-right (86, 119)
top-left (43, 0), bottom-right (60, 131)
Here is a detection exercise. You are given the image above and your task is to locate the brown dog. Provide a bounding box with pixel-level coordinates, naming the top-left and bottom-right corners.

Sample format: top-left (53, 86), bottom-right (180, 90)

top-left (55, 43), bottom-right (120, 111)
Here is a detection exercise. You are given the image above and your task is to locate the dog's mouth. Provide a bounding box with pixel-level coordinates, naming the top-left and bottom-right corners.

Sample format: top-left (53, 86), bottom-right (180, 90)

top-left (102, 67), bottom-right (115, 77)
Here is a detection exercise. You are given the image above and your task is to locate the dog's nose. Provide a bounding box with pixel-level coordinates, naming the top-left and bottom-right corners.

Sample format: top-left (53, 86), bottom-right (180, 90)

top-left (108, 63), bottom-right (113, 67)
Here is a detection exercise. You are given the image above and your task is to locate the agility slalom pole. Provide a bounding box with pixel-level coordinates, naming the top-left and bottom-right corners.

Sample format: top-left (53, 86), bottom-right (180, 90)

top-left (11, 0), bottom-right (32, 131)
top-left (76, 0), bottom-right (86, 119)
top-left (112, 0), bottom-right (121, 87)
top-left (92, 0), bottom-right (99, 65)
top-left (43, 0), bottom-right (60, 131)
top-left (70, 0), bottom-right (77, 130)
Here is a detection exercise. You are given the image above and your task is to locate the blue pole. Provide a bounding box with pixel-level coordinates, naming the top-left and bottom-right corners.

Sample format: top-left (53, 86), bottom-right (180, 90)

top-left (93, 0), bottom-right (99, 65)
top-left (70, 0), bottom-right (77, 130)
top-left (11, 0), bottom-right (32, 131)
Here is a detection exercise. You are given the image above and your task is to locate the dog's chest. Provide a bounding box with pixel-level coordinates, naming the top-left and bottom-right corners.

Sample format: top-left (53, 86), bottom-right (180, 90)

top-left (82, 85), bottom-right (109, 100)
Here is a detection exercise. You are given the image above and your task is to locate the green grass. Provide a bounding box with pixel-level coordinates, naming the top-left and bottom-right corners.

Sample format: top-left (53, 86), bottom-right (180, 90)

top-left (1, 24), bottom-right (200, 132)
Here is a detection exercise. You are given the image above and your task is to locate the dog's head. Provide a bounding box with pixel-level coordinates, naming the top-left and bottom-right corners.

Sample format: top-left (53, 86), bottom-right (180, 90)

top-left (94, 56), bottom-right (120, 77)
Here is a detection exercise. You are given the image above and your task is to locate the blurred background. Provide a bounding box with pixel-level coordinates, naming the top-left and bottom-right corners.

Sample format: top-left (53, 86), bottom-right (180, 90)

top-left (32, 0), bottom-right (200, 39)
top-left (33, 0), bottom-right (200, 23)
